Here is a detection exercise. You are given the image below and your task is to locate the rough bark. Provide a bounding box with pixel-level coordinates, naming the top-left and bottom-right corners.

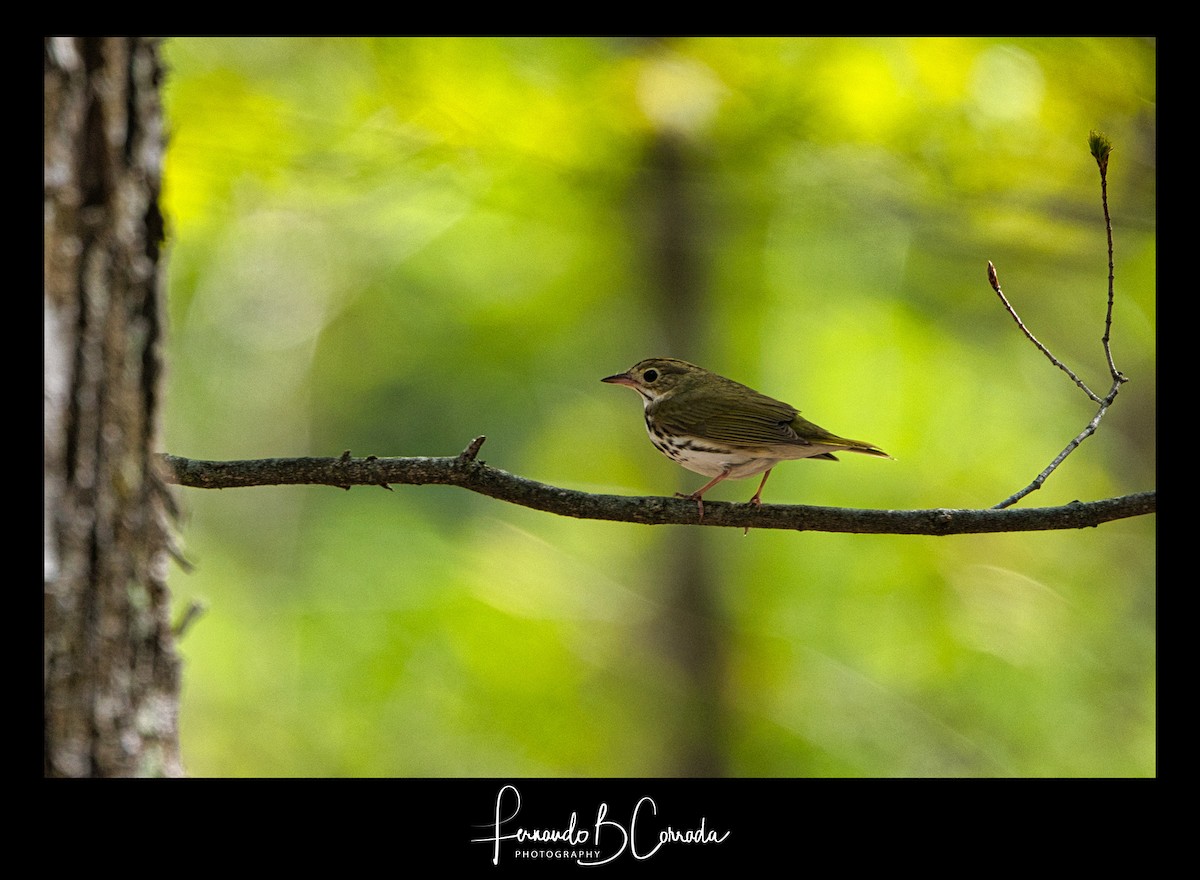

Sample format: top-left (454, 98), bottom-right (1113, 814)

top-left (44, 37), bottom-right (182, 777)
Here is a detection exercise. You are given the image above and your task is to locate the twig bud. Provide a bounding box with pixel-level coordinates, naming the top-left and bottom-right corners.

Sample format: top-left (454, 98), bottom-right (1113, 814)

top-left (1089, 130), bottom-right (1112, 174)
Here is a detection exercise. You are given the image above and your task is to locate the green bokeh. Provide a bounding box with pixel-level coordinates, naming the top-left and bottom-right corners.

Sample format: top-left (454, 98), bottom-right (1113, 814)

top-left (161, 37), bottom-right (1155, 777)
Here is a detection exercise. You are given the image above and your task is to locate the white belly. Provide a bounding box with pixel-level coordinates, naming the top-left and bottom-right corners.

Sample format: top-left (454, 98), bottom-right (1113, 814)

top-left (644, 428), bottom-right (776, 479)
top-left (644, 422), bottom-right (844, 480)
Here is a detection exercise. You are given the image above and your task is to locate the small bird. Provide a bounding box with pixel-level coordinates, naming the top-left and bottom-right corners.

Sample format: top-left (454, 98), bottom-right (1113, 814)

top-left (602, 357), bottom-right (889, 518)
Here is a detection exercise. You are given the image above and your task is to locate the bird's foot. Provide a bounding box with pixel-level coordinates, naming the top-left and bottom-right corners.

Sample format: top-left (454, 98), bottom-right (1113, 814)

top-left (675, 491), bottom-right (705, 521)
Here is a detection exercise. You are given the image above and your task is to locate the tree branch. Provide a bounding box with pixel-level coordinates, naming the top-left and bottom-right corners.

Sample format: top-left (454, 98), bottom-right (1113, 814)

top-left (987, 131), bottom-right (1134, 509)
top-left (157, 439), bottom-right (1154, 535)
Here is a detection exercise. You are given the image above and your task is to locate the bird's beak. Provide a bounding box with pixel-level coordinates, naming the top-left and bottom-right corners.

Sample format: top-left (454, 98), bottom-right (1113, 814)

top-left (601, 371), bottom-right (636, 387)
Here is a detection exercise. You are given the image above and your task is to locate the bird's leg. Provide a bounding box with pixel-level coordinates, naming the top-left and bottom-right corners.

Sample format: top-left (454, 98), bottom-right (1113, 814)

top-left (741, 468), bottom-right (775, 536)
top-left (748, 468), bottom-right (773, 507)
top-left (677, 469), bottom-right (732, 521)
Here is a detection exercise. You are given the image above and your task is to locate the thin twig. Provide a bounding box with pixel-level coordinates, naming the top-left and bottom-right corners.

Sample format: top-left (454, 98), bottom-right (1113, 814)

top-left (992, 393), bottom-right (1115, 509)
top-left (1092, 131), bottom-right (1126, 385)
top-left (987, 261), bottom-right (1102, 404)
top-left (989, 132), bottom-right (1134, 509)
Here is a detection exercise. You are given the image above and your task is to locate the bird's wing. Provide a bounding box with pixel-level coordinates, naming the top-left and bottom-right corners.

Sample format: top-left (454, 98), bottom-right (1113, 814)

top-left (654, 387), bottom-right (815, 447)
top-left (656, 386), bottom-right (885, 454)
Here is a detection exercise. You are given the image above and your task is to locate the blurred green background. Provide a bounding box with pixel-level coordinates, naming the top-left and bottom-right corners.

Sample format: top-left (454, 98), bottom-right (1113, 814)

top-left (160, 37), bottom-right (1155, 777)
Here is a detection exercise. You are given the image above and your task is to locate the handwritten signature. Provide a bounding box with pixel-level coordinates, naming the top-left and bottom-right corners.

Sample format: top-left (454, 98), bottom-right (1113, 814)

top-left (472, 784), bottom-right (730, 866)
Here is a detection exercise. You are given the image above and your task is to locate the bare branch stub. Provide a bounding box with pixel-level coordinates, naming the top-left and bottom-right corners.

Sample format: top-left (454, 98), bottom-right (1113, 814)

top-left (459, 435), bottom-right (487, 463)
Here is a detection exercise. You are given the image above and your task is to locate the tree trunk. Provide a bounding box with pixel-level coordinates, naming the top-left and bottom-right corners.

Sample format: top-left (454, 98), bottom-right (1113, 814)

top-left (44, 36), bottom-right (182, 777)
top-left (639, 130), bottom-right (728, 777)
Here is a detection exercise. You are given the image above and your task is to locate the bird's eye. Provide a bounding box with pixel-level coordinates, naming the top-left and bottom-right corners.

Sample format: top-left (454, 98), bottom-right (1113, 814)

top-left (642, 369), bottom-right (659, 383)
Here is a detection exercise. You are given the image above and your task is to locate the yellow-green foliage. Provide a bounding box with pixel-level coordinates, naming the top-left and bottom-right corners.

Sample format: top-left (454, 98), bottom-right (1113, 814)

top-left (162, 37), bottom-right (1155, 777)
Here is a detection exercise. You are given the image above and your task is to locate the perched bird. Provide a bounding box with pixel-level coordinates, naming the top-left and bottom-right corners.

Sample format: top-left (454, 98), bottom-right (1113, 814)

top-left (602, 357), bottom-right (889, 518)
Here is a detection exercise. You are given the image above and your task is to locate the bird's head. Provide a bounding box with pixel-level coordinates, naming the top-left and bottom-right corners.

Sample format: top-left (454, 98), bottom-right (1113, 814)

top-left (601, 358), bottom-right (705, 404)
